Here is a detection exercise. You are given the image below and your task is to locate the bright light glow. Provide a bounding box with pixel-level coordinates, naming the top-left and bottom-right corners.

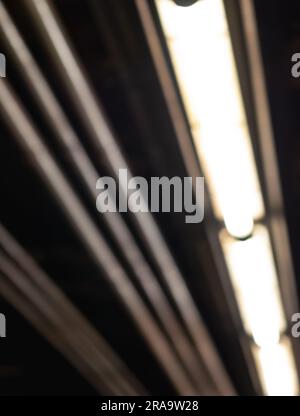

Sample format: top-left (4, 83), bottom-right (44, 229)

top-left (157, 0), bottom-right (298, 394)
top-left (156, 0), bottom-right (264, 238)
top-left (253, 338), bottom-right (298, 396)
top-left (220, 225), bottom-right (285, 347)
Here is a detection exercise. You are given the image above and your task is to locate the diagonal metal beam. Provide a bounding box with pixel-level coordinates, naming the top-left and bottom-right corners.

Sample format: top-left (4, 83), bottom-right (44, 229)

top-left (0, 239), bottom-right (146, 395)
top-left (0, 275), bottom-right (121, 395)
top-left (0, 78), bottom-right (198, 395)
top-left (0, 2), bottom-right (211, 392)
top-left (25, 0), bottom-right (235, 394)
top-left (0, 222), bottom-right (149, 395)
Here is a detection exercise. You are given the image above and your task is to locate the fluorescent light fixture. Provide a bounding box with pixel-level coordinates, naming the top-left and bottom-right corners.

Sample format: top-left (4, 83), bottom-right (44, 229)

top-left (220, 225), bottom-right (285, 347)
top-left (156, 0), bottom-right (298, 395)
top-left (156, 0), bottom-right (264, 238)
top-left (253, 337), bottom-right (298, 396)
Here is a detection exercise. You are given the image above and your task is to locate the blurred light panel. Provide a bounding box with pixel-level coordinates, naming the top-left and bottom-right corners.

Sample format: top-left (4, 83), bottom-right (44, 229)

top-left (253, 338), bottom-right (298, 396)
top-left (220, 225), bottom-right (285, 347)
top-left (156, 0), bottom-right (299, 394)
top-left (156, 0), bottom-right (264, 238)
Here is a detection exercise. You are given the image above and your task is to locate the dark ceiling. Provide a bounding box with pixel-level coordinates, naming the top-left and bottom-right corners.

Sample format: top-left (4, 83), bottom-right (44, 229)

top-left (0, 0), bottom-right (299, 396)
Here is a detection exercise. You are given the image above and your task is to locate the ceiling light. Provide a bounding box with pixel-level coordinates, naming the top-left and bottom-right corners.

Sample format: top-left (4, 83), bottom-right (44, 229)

top-left (156, 0), bottom-right (298, 396)
top-left (220, 225), bottom-right (285, 347)
top-left (253, 337), bottom-right (298, 396)
top-left (156, 0), bottom-right (264, 238)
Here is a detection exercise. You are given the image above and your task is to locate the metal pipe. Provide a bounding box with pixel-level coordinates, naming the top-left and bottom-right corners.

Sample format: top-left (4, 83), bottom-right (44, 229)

top-left (0, 79), bottom-right (197, 395)
top-left (0, 222), bottom-right (148, 395)
top-left (25, 0), bottom-right (234, 394)
top-left (0, 2), bottom-right (210, 392)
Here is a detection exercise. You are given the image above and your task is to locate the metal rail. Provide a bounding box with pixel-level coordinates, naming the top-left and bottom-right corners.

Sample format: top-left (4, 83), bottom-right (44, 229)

top-left (25, 0), bottom-right (234, 394)
top-left (0, 2), bottom-right (211, 392)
